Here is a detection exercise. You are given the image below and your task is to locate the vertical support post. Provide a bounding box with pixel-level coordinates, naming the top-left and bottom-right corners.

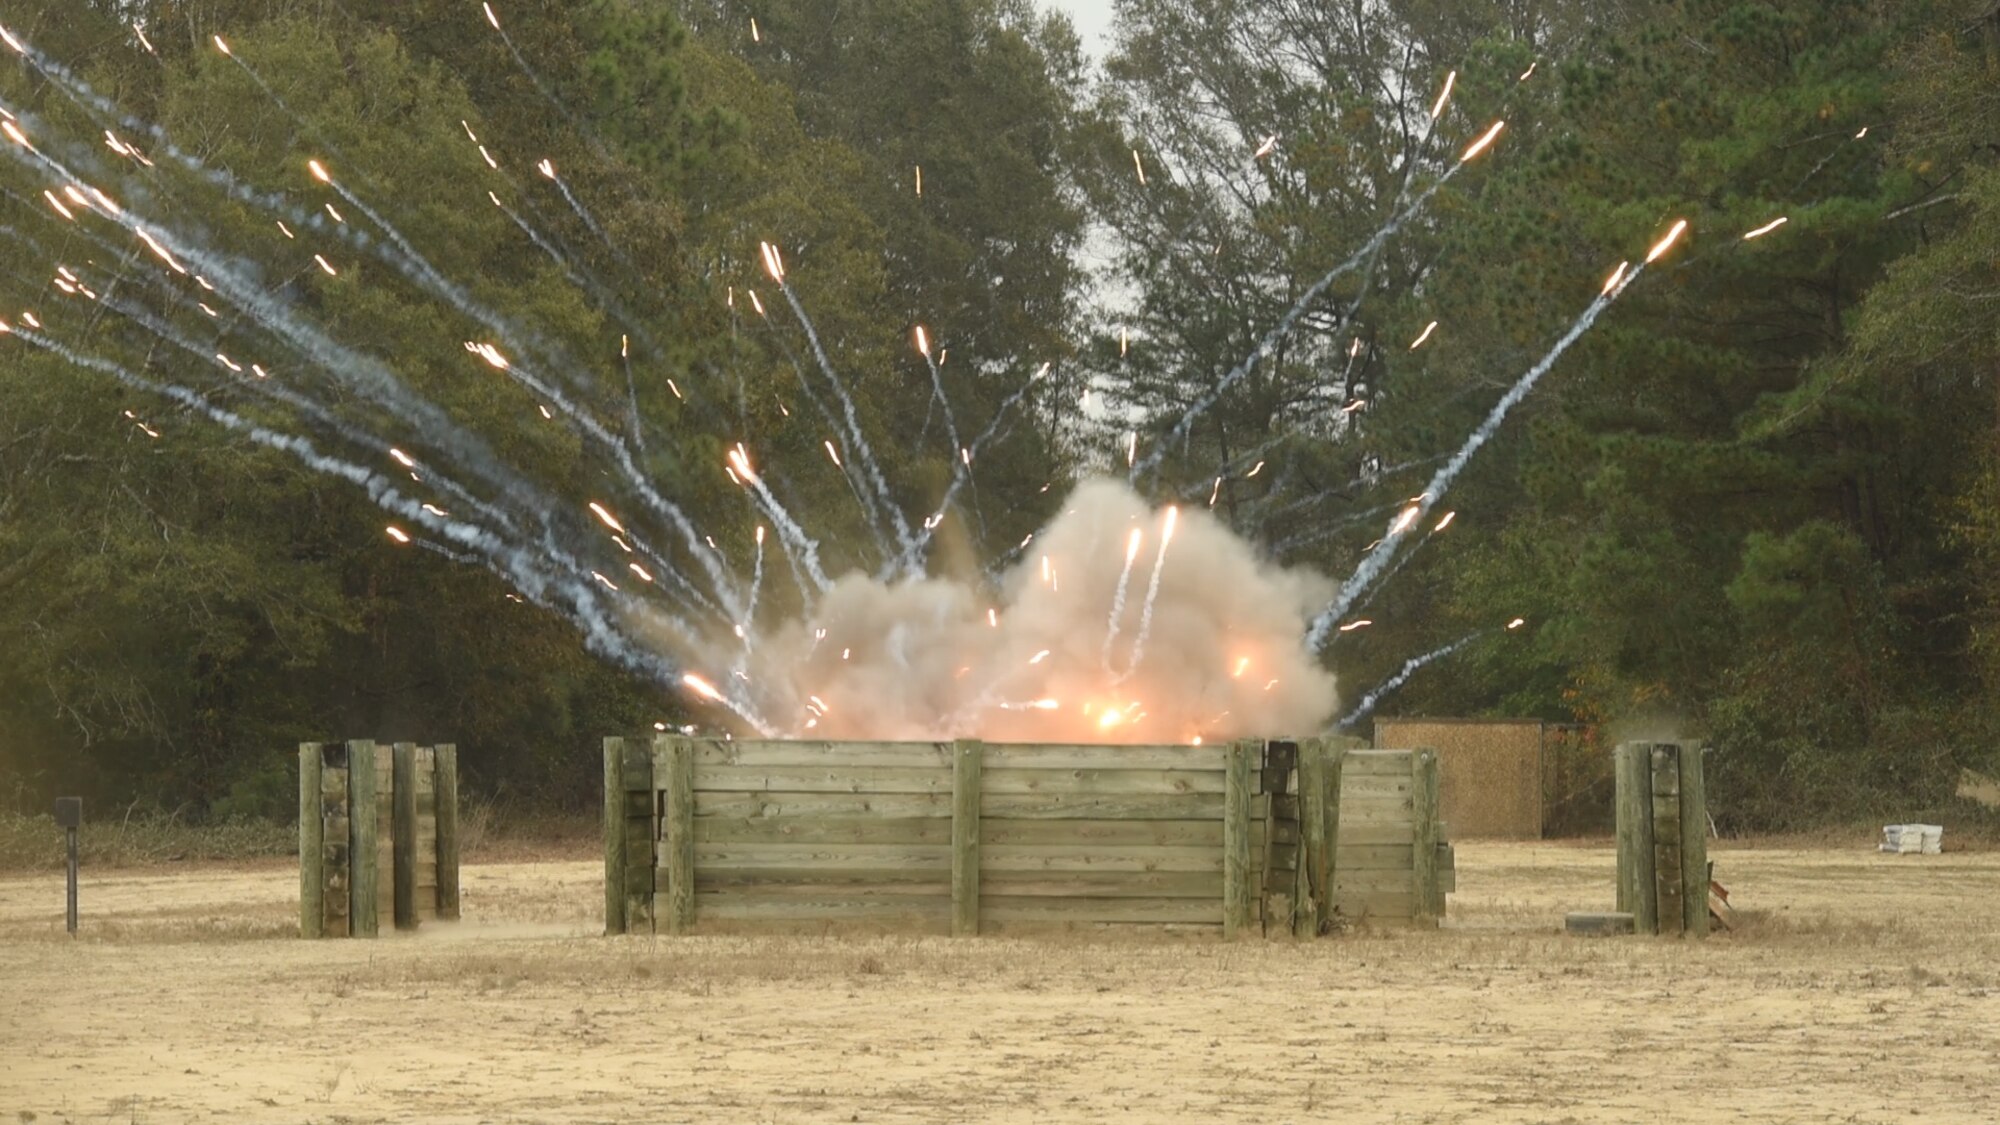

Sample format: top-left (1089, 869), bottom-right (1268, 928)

top-left (660, 736), bottom-right (693, 935)
top-left (65, 825), bottom-right (78, 935)
top-left (1293, 740), bottom-right (1324, 937)
top-left (603, 737), bottom-right (627, 935)
top-left (1322, 740), bottom-right (1346, 929)
top-left (391, 742), bottom-right (418, 931)
top-left (1614, 744), bottom-right (1633, 912)
top-left (1617, 743), bottom-right (1658, 934)
top-left (951, 739), bottom-right (983, 936)
top-left (1223, 739), bottom-right (1254, 938)
top-left (299, 743), bottom-right (325, 939)
top-left (433, 744), bottom-right (460, 921)
top-left (1679, 743), bottom-right (1709, 937)
top-left (1411, 748), bottom-right (1441, 923)
top-left (1651, 744), bottom-right (1684, 935)
top-left (347, 740), bottom-right (380, 938)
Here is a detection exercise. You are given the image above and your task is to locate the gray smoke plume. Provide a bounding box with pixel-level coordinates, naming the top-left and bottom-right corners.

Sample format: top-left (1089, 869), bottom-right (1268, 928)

top-left (680, 477), bottom-right (1339, 741)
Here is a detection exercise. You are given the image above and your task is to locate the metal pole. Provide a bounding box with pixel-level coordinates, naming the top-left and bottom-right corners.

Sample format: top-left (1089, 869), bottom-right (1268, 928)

top-left (65, 826), bottom-right (78, 935)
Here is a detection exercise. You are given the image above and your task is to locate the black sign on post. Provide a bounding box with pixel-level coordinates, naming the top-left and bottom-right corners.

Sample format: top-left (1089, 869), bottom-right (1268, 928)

top-left (54, 797), bottom-right (80, 935)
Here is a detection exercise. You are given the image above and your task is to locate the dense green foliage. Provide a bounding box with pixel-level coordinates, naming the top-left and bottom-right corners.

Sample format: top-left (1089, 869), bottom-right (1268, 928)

top-left (1, 1), bottom-right (1994, 829)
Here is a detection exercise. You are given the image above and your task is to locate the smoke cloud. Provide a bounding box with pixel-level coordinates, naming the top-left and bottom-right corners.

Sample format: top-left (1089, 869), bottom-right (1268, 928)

top-left (668, 478), bottom-right (1339, 742)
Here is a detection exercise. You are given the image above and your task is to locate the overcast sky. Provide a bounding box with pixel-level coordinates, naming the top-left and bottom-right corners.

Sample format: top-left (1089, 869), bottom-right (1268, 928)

top-left (1042, 0), bottom-right (1116, 57)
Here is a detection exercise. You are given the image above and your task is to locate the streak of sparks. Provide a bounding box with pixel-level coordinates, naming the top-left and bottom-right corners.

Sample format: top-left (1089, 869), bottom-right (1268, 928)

top-left (42, 191), bottom-right (74, 221)
top-left (1601, 261), bottom-right (1630, 294)
top-left (1430, 71), bottom-right (1456, 119)
top-left (1409, 321), bottom-right (1439, 350)
top-left (1645, 219), bottom-right (1689, 263)
top-left (1742, 216), bottom-right (1788, 240)
top-left (913, 325), bottom-right (929, 356)
top-left (759, 240), bottom-right (785, 282)
top-left (591, 571), bottom-right (619, 591)
top-left (1519, 61), bottom-right (1537, 81)
top-left (385, 526), bottom-right (411, 544)
top-left (1460, 120), bottom-right (1506, 162)
top-left (1132, 148), bottom-right (1147, 185)
top-left (588, 502), bottom-right (626, 534)
top-left (683, 673), bottom-right (725, 702)
top-left (308, 159), bottom-right (331, 183)
top-left (537, 158), bottom-right (555, 180)
top-left (212, 35), bottom-right (231, 56)
top-left (915, 165), bottom-right (923, 196)
top-left (629, 563), bottom-right (654, 583)
top-left (313, 254), bottom-right (338, 276)
top-left (1433, 510), bottom-right (1456, 531)
top-left (824, 440), bottom-right (842, 466)
top-left (1390, 505), bottom-right (1421, 535)
top-left (750, 17), bottom-right (761, 42)
top-left (1338, 620), bottom-right (1372, 632)
top-left (1246, 460), bottom-right (1264, 478)
top-left (483, 3), bottom-right (501, 30)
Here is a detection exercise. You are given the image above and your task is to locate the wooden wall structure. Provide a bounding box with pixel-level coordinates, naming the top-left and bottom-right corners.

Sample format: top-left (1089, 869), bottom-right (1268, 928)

top-left (604, 737), bottom-right (1453, 937)
top-left (1614, 741), bottom-right (1707, 937)
top-left (299, 740), bottom-right (460, 938)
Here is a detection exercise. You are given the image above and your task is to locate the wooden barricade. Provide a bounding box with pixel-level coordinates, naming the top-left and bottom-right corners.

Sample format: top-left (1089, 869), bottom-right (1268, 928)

top-left (299, 740), bottom-right (460, 938)
top-left (602, 737), bottom-right (1452, 937)
top-left (1614, 741), bottom-right (1707, 937)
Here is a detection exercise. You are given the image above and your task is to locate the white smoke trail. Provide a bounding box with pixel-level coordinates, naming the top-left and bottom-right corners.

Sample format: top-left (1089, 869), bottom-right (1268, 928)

top-left (1335, 633), bottom-right (1479, 730)
top-left (1307, 268), bottom-right (1641, 651)
top-left (777, 282), bottom-right (916, 557)
top-left (1101, 526), bottom-right (1143, 673)
top-left (1113, 505), bottom-right (1179, 684)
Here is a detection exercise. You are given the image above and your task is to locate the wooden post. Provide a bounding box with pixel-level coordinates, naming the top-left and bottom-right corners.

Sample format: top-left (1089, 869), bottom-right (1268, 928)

top-left (348, 740), bottom-right (380, 938)
top-left (1411, 748), bottom-right (1441, 923)
top-left (1616, 742), bottom-right (1658, 934)
top-left (1292, 740), bottom-right (1325, 937)
top-left (1613, 744), bottom-right (1632, 913)
top-left (603, 737), bottom-right (627, 935)
top-left (433, 744), bottom-right (460, 921)
top-left (1679, 743), bottom-right (1708, 937)
top-left (321, 745), bottom-right (350, 938)
top-left (1651, 744), bottom-right (1685, 935)
top-left (1321, 740), bottom-right (1346, 930)
top-left (660, 736), bottom-right (693, 935)
top-left (620, 740), bottom-right (654, 931)
top-left (1223, 739), bottom-right (1255, 938)
top-left (951, 739), bottom-right (982, 936)
top-left (392, 742), bottom-right (419, 931)
top-left (299, 743), bottom-right (325, 939)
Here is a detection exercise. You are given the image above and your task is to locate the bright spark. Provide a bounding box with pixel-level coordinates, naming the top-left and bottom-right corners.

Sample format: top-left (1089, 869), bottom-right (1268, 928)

top-left (385, 526), bottom-right (411, 544)
top-left (1519, 61), bottom-right (1537, 81)
top-left (1460, 120), bottom-right (1506, 162)
top-left (308, 159), bottom-right (331, 183)
top-left (588, 502), bottom-right (627, 534)
top-left (1246, 460), bottom-right (1264, 478)
top-left (1132, 148), bottom-right (1147, 185)
top-left (482, 3), bottom-right (501, 30)
top-left (1409, 321), bottom-right (1439, 350)
top-left (1645, 219), bottom-right (1689, 263)
top-left (759, 240), bottom-right (785, 283)
top-left (913, 325), bottom-right (930, 356)
top-left (1430, 70), bottom-right (1456, 119)
top-left (1433, 510), bottom-right (1457, 531)
top-left (42, 191), bottom-right (74, 221)
top-left (1742, 216), bottom-right (1788, 240)
top-left (212, 35), bottom-right (231, 56)
top-left (682, 673), bottom-right (725, 702)
top-left (1390, 505), bottom-right (1421, 535)
top-left (591, 571), bottom-right (619, 591)
top-left (824, 440), bottom-right (842, 467)
top-left (629, 563), bottom-right (654, 583)
top-left (1338, 620), bottom-right (1372, 632)
top-left (1601, 260), bottom-right (1630, 295)
top-left (1254, 135), bottom-right (1278, 159)
top-left (1507, 617), bottom-right (1526, 630)
top-left (313, 254), bottom-right (338, 276)
top-left (537, 158), bottom-right (555, 179)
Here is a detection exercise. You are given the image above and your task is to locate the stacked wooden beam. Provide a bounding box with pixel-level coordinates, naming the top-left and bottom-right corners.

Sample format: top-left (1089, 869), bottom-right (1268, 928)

top-left (1612, 741), bottom-right (1707, 937)
top-left (299, 740), bottom-right (460, 938)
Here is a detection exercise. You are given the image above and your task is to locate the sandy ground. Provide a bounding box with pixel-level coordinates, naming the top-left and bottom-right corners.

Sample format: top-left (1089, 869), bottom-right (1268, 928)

top-left (3, 841), bottom-right (1998, 1124)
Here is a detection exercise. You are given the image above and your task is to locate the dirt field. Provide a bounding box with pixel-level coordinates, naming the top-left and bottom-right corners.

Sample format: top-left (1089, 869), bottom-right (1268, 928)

top-left (4, 841), bottom-right (1998, 1124)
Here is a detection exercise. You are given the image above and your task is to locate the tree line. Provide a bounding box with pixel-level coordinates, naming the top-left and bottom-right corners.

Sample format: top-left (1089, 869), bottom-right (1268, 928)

top-left (0, 0), bottom-right (1994, 829)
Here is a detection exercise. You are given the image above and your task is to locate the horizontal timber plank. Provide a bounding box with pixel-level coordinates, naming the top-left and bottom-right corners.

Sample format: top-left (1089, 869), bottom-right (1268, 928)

top-left (693, 844), bottom-right (950, 871)
top-left (982, 745), bottom-right (1226, 771)
top-left (695, 792), bottom-right (951, 818)
top-left (980, 872), bottom-right (1222, 898)
top-left (988, 818), bottom-right (1224, 847)
top-left (983, 844), bottom-right (1222, 873)
top-left (982, 793), bottom-right (1223, 819)
top-left (693, 894), bottom-right (951, 924)
top-left (1337, 776), bottom-right (1414, 798)
top-left (980, 769), bottom-right (1227, 795)
top-left (1333, 823), bottom-right (1415, 845)
top-left (697, 817), bottom-right (951, 845)
top-left (691, 766), bottom-right (950, 794)
top-left (1332, 890), bottom-right (1418, 918)
top-left (981, 919), bottom-right (1224, 937)
top-left (980, 896), bottom-right (1225, 924)
top-left (1334, 870), bottom-right (1421, 893)
top-left (693, 741), bottom-right (952, 769)
top-left (1341, 752), bottom-right (1417, 776)
top-left (693, 876), bottom-right (951, 896)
